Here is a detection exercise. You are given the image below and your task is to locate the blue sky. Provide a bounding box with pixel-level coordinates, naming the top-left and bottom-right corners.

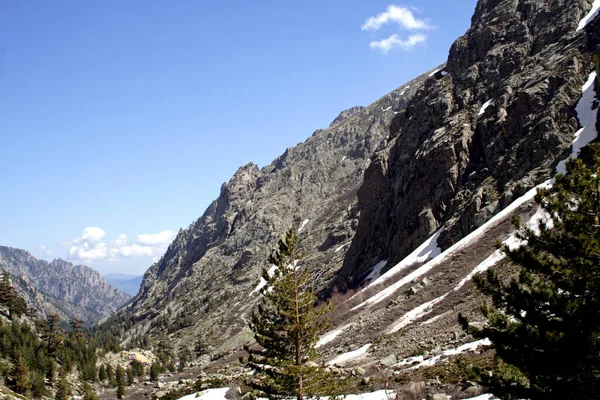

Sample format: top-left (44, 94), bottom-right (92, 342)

top-left (0, 0), bottom-right (476, 275)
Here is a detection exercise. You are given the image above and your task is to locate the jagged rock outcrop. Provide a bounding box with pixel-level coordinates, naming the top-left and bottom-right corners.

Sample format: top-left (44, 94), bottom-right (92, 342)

top-left (336, 0), bottom-right (597, 289)
top-left (119, 72), bottom-right (432, 347)
top-left (329, 106), bottom-right (366, 128)
top-left (0, 246), bottom-right (129, 322)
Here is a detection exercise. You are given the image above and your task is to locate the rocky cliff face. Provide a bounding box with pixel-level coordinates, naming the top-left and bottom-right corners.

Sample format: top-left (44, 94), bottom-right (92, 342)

top-left (336, 0), bottom-right (596, 289)
top-left (0, 246), bottom-right (129, 323)
top-left (113, 0), bottom-right (599, 361)
top-left (120, 70), bottom-right (434, 347)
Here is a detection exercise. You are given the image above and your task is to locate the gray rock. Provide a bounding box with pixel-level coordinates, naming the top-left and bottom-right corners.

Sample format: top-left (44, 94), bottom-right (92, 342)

top-left (464, 385), bottom-right (481, 397)
top-left (431, 394), bottom-right (450, 400)
top-left (379, 354), bottom-right (398, 367)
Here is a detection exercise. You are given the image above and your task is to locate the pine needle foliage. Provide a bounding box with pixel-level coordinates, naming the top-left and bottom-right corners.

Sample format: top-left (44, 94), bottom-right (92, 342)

top-left (246, 228), bottom-right (340, 400)
top-left (461, 143), bottom-right (600, 400)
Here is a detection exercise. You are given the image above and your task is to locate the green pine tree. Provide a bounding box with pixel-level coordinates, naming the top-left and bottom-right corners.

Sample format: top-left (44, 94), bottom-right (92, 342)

top-left (106, 364), bottom-right (114, 387)
top-left (82, 382), bottom-right (99, 400)
top-left (98, 364), bottom-right (107, 382)
top-left (116, 365), bottom-right (126, 399)
top-left (126, 366), bottom-right (134, 386)
top-left (11, 354), bottom-right (32, 397)
top-left (245, 228), bottom-right (340, 400)
top-left (54, 372), bottom-right (71, 400)
top-left (178, 346), bottom-right (190, 372)
top-left (461, 143), bottom-right (600, 399)
top-left (149, 362), bottom-right (160, 382)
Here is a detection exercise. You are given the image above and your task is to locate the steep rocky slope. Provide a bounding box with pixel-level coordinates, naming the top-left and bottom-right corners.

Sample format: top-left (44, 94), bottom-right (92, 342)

top-left (337, 0), bottom-right (597, 289)
top-left (0, 246), bottom-right (129, 323)
top-left (113, 0), bottom-right (599, 371)
top-left (118, 70), bottom-right (434, 348)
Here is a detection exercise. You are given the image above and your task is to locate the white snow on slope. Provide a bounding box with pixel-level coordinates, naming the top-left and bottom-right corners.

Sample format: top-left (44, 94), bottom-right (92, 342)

top-left (363, 260), bottom-right (388, 282)
top-left (334, 243), bottom-right (349, 253)
top-left (386, 71), bottom-right (598, 330)
top-left (249, 265), bottom-right (278, 296)
top-left (177, 388), bottom-right (231, 400)
top-left (353, 182), bottom-right (548, 311)
top-left (478, 99), bottom-right (493, 116)
top-left (365, 229), bottom-right (442, 289)
top-left (316, 322), bottom-right (353, 348)
top-left (429, 68), bottom-right (441, 77)
top-left (577, 0), bottom-right (600, 31)
top-left (557, 71), bottom-right (598, 174)
top-left (381, 106), bottom-right (392, 112)
top-left (389, 206), bottom-right (550, 333)
top-left (328, 343), bottom-right (371, 365)
top-left (462, 394), bottom-right (495, 400)
top-left (395, 339), bottom-right (492, 370)
top-left (176, 387), bottom-right (492, 400)
top-left (298, 219), bottom-right (310, 232)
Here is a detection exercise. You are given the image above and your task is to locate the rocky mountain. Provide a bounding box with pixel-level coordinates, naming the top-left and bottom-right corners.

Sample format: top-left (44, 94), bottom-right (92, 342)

top-left (0, 246), bottom-right (129, 323)
top-left (117, 66), bottom-right (434, 348)
top-left (104, 273), bottom-right (143, 296)
top-left (110, 0), bottom-right (600, 374)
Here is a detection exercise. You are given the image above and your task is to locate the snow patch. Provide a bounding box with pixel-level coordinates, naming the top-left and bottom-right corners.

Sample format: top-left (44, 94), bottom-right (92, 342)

top-left (353, 180), bottom-right (550, 311)
top-left (441, 70), bottom-right (448, 76)
top-left (577, 0), bottom-right (600, 31)
top-left (316, 323), bottom-right (353, 348)
top-left (395, 339), bottom-right (492, 370)
top-left (429, 68), bottom-right (441, 77)
top-left (390, 205), bottom-right (551, 332)
top-left (351, 230), bottom-right (442, 309)
top-left (177, 388), bottom-right (230, 400)
top-left (334, 243), bottom-right (349, 253)
top-left (557, 71), bottom-right (598, 174)
top-left (381, 106), bottom-right (392, 112)
top-left (363, 260), bottom-right (388, 282)
top-left (298, 219), bottom-right (310, 232)
top-left (478, 100), bottom-right (493, 116)
top-left (328, 343), bottom-right (371, 365)
top-left (249, 265), bottom-right (278, 296)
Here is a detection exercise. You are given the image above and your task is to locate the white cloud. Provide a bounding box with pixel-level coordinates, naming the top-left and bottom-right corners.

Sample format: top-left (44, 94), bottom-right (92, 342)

top-left (37, 245), bottom-right (53, 256)
top-left (369, 33), bottom-right (427, 53)
top-left (138, 230), bottom-right (176, 247)
top-left (362, 5), bottom-right (432, 31)
top-left (64, 227), bottom-right (175, 264)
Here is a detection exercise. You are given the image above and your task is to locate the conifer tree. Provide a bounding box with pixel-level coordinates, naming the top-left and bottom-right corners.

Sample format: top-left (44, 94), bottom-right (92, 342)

top-left (82, 382), bottom-right (99, 400)
top-left (116, 365), bottom-right (126, 399)
top-left (54, 372), bottom-right (71, 400)
top-left (11, 354), bottom-right (32, 397)
top-left (126, 366), bottom-right (134, 386)
top-left (98, 364), bottom-right (106, 382)
top-left (461, 143), bottom-right (600, 399)
top-left (106, 364), bottom-right (115, 387)
top-left (149, 362), bottom-right (160, 382)
top-left (245, 228), bottom-right (338, 400)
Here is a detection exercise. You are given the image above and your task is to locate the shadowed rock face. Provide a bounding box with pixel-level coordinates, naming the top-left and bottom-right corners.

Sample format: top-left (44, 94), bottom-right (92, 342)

top-left (336, 0), bottom-right (595, 290)
top-left (0, 246), bottom-right (129, 323)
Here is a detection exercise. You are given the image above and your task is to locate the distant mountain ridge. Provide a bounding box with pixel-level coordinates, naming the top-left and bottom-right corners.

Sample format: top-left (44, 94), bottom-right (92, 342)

top-left (103, 273), bottom-right (143, 296)
top-left (0, 246), bottom-right (129, 323)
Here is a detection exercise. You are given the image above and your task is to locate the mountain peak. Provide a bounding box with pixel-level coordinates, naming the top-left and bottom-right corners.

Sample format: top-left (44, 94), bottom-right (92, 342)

top-left (328, 106), bottom-right (365, 128)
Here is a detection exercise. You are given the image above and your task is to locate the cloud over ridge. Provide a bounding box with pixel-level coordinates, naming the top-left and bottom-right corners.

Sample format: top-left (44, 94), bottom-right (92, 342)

top-left (362, 4), bottom-right (432, 53)
top-left (63, 227), bottom-right (176, 264)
